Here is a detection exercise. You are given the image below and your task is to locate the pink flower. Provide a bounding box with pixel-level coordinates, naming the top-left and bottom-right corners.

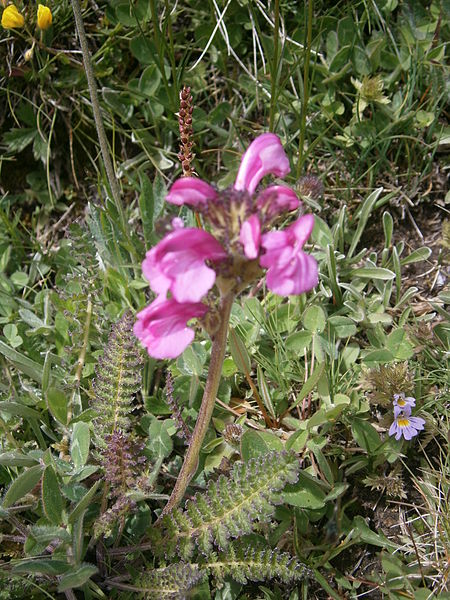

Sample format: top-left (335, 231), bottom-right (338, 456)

top-left (142, 228), bottom-right (227, 303)
top-left (165, 134), bottom-right (291, 209)
top-left (239, 215), bottom-right (261, 259)
top-left (166, 177), bottom-right (218, 207)
top-left (134, 297), bottom-right (208, 359)
top-left (260, 214), bottom-right (318, 296)
top-left (256, 185), bottom-right (300, 217)
top-left (234, 133), bottom-right (290, 194)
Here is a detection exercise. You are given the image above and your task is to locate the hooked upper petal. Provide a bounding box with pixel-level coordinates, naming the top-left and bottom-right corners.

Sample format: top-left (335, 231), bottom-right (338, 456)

top-left (166, 177), bottom-right (218, 206)
top-left (234, 133), bottom-right (290, 194)
top-left (256, 185), bottom-right (300, 216)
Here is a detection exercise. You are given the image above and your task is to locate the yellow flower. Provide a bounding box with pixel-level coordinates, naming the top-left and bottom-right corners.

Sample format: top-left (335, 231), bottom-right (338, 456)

top-left (37, 4), bottom-right (52, 30)
top-left (1, 4), bottom-right (24, 29)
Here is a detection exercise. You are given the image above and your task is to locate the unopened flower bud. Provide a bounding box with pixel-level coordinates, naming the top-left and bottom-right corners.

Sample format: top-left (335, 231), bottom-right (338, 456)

top-left (24, 47), bottom-right (34, 61)
top-left (37, 4), bottom-right (52, 30)
top-left (1, 4), bottom-right (24, 29)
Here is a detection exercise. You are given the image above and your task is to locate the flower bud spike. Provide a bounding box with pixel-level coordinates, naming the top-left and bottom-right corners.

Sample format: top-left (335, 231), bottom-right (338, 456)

top-left (178, 85), bottom-right (195, 177)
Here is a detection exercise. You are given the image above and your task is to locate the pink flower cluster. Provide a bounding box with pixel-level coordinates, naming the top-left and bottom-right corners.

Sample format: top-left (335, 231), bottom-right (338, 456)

top-left (135, 133), bottom-right (319, 359)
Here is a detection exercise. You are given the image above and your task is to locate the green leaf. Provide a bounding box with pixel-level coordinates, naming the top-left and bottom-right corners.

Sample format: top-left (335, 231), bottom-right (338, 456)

top-left (70, 422), bottom-right (90, 469)
top-left (157, 451), bottom-right (300, 559)
top-left (289, 364), bottom-right (325, 412)
top-left (2, 465), bottom-right (42, 508)
top-left (303, 306), bottom-right (326, 333)
top-left (0, 451), bottom-right (39, 467)
top-left (386, 328), bottom-right (414, 360)
top-left (152, 172), bottom-right (167, 220)
top-left (351, 516), bottom-right (396, 549)
top-left (362, 349), bottom-right (394, 364)
top-left (148, 419), bottom-right (174, 459)
top-left (257, 365), bottom-right (276, 419)
top-left (348, 188), bottom-right (383, 258)
top-left (138, 173), bottom-right (154, 246)
top-left (285, 331), bottom-right (312, 353)
top-left (229, 328), bottom-right (251, 374)
top-left (68, 480), bottom-right (101, 524)
top-left (0, 341), bottom-right (44, 383)
top-left (57, 563), bottom-right (98, 592)
top-left (177, 343), bottom-right (206, 376)
top-left (400, 246), bottom-right (432, 266)
top-left (102, 87), bottom-right (133, 121)
top-left (12, 559), bottom-right (70, 576)
top-left (351, 267), bottom-right (395, 280)
top-left (283, 472), bottom-right (326, 509)
top-left (351, 418), bottom-right (381, 454)
top-left (0, 401), bottom-right (41, 421)
top-left (139, 64), bottom-right (161, 97)
top-left (286, 429), bottom-right (308, 452)
top-left (130, 37), bottom-right (154, 64)
top-left (240, 430), bottom-right (270, 461)
top-left (3, 323), bottom-right (22, 348)
top-left (383, 211), bottom-right (393, 248)
top-left (327, 316), bottom-right (357, 338)
top-left (241, 429), bottom-right (283, 462)
top-left (30, 525), bottom-right (71, 544)
top-left (42, 466), bottom-right (64, 525)
top-left (324, 482), bottom-right (349, 502)
top-left (47, 387), bottom-right (68, 425)
top-left (4, 128), bottom-right (37, 153)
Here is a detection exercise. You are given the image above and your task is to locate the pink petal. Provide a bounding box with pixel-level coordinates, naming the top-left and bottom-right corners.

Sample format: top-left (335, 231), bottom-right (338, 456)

top-left (260, 215), bottom-right (318, 296)
top-left (291, 214), bottom-right (315, 247)
top-left (166, 177), bottom-right (218, 206)
top-left (142, 228), bottom-right (227, 303)
top-left (234, 133), bottom-right (290, 194)
top-left (256, 185), bottom-right (300, 216)
top-left (265, 251), bottom-right (318, 296)
top-left (134, 297), bottom-right (208, 359)
top-left (239, 215), bottom-right (261, 259)
top-left (260, 230), bottom-right (288, 254)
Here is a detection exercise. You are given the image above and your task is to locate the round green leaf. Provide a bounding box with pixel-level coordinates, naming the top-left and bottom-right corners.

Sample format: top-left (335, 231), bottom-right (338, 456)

top-left (303, 306), bottom-right (326, 333)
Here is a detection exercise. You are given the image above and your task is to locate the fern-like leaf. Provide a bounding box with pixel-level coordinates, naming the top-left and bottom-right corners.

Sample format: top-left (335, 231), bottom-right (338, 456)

top-left (155, 451), bottom-right (300, 559)
top-left (91, 311), bottom-right (143, 447)
top-left (135, 562), bottom-right (203, 599)
top-left (202, 542), bottom-right (311, 584)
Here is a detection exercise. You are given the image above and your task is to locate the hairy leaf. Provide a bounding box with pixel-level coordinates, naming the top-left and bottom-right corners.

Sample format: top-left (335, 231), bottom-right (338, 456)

top-left (155, 451), bottom-right (300, 559)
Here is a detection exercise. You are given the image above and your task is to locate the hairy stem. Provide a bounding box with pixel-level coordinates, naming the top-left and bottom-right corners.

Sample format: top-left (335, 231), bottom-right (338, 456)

top-left (269, 0), bottom-right (280, 132)
top-left (159, 292), bottom-right (234, 518)
top-left (70, 0), bottom-right (125, 229)
top-left (297, 0), bottom-right (313, 177)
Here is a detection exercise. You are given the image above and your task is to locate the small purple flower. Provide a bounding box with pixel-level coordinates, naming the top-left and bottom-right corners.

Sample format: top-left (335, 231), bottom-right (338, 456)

top-left (393, 392), bottom-right (416, 418)
top-left (388, 409), bottom-right (425, 441)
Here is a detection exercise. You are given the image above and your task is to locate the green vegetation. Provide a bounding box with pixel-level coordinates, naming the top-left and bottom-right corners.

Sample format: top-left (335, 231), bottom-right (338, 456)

top-left (0, 0), bottom-right (448, 598)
